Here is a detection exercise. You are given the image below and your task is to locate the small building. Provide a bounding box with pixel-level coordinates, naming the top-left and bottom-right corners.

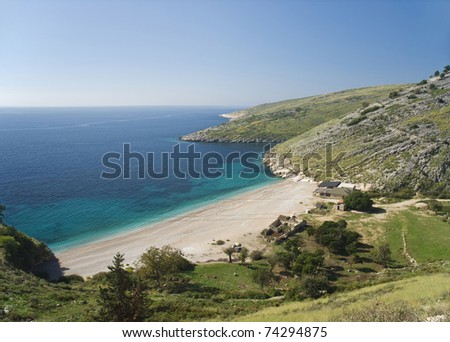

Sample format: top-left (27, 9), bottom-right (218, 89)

top-left (335, 202), bottom-right (346, 211)
top-left (337, 182), bottom-right (356, 189)
top-left (313, 186), bottom-right (353, 199)
top-left (317, 181), bottom-right (341, 188)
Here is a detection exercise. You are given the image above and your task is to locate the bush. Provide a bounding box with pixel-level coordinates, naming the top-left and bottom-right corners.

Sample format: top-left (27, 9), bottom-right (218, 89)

top-left (388, 91), bottom-right (399, 99)
top-left (252, 268), bottom-right (273, 289)
top-left (250, 250), bottom-right (264, 261)
top-left (434, 70), bottom-right (440, 77)
top-left (347, 115), bottom-right (366, 126)
top-left (429, 83), bottom-right (437, 91)
top-left (374, 244), bottom-right (391, 267)
top-left (58, 274), bottom-right (85, 284)
top-left (285, 274), bottom-right (330, 300)
top-left (417, 80), bottom-right (427, 85)
top-left (214, 240), bottom-right (225, 245)
top-left (344, 190), bottom-right (373, 212)
top-left (389, 188), bottom-right (415, 199)
top-left (360, 105), bottom-right (380, 115)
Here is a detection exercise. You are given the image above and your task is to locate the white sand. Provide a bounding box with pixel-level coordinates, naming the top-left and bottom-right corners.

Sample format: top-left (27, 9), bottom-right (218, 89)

top-left (57, 180), bottom-right (317, 277)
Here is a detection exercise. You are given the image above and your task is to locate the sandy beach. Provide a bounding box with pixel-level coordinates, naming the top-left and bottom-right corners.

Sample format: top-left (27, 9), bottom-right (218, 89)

top-left (57, 180), bottom-right (317, 277)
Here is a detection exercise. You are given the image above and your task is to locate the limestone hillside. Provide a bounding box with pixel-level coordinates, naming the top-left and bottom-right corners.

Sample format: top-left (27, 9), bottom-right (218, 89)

top-left (181, 85), bottom-right (405, 143)
top-left (267, 75), bottom-right (450, 196)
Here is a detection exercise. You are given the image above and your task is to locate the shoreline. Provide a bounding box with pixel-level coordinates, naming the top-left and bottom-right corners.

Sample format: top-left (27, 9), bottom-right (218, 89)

top-left (57, 179), bottom-right (318, 277)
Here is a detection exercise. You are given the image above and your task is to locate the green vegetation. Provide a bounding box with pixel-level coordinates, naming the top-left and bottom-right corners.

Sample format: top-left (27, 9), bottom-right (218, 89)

top-left (315, 220), bottom-right (361, 255)
top-left (182, 85), bottom-right (405, 142)
top-left (0, 223), bottom-right (54, 272)
top-left (240, 273), bottom-right (450, 321)
top-left (137, 245), bottom-right (193, 289)
top-left (385, 210), bottom-right (450, 263)
top-left (344, 191), bottom-right (374, 212)
top-left (97, 253), bottom-right (148, 321)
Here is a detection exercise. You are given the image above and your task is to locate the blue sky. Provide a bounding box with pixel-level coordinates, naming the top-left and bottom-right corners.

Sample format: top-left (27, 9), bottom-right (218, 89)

top-left (0, 0), bottom-right (449, 106)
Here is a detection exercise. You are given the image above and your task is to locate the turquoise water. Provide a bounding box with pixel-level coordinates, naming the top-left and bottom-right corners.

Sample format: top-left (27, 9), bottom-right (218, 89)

top-left (0, 107), bottom-right (277, 251)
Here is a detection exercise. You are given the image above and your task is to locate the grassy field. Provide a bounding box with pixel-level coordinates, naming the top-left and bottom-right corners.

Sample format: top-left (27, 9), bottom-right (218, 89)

top-left (186, 262), bottom-right (266, 293)
top-left (385, 209), bottom-right (450, 263)
top-left (239, 272), bottom-right (450, 321)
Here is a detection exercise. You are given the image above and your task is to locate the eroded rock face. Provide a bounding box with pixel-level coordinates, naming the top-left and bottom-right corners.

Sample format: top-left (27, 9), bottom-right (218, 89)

top-left (266, 76), bottom-right (450, 194)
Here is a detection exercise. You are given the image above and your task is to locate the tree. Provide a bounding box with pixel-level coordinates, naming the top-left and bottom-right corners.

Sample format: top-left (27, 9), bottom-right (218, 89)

top-left (266, 254), bottom-right (279, 272)
top-left (285, 274), bottom-right (329, 300)
top-left (344, 190), bottom-right (373, 212)
top-left (292, 250), bottom-right (325, 275)
top-left (434, 70), bottom-right (440, 77)
top-left (299, 274), bottom-right (330, 299)
top-left (275, 251), bottom-right (296, 271)
top-left (97, 252), bottom-right (148, 321)
top-left (0, 205), bottom-right (5, 224)
top-left (374, 244), bottom-right (391, 267)
top-left (444, 65), bottom-right (450, 73)
top-left (251, 268), bottom-right (272, 289)
top-left (315, 220), bottom-right (361, 255)
top-left (137, 246), bottom-right (193, 288)
top-left (224, 247), bottom-right (235, 263)
top-left (239, 247), bottom-right (248, 265)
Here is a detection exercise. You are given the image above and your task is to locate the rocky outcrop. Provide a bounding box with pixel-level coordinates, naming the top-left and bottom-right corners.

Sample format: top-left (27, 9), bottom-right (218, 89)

top-left (266, 75), bottom-right (450, 195)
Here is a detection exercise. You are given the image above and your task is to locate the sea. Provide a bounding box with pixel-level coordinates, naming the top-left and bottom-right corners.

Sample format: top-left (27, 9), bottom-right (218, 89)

top-left (0, 107), bottom-right (277, 252)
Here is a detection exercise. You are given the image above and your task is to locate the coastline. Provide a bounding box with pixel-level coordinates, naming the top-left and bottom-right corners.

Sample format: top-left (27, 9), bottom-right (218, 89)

top-left (57, 179), bottom-right (317, 277)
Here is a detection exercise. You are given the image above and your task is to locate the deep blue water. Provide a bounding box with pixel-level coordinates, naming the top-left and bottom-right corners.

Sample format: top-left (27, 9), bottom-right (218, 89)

top-left (0, 107), bottom-right (276, 251)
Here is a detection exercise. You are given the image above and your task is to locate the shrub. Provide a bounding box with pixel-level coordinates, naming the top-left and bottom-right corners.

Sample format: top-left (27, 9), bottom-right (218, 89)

top-left (306, 225), bottom-right (316, 238)
top-left (388, 91), bottom-right (399, 99)
top-left (215, 240), bottom-right (225, 245)
top-left (239, 247), bottom-right (248, 265)
top-left (250, 250), bottom-right (264, 261)
top-left (344, 190), bottom-right (373, 212)
top-left (347, 115), bottom-right (367, 126)
top-left (251, 268), bottom-right (273, 289)
top-left (58, 274), bottom-right (85, 284)
top-left (429, 83), bottom-right (437, 91)
top-left (285, 274), bottom-right (330, 300)
top-left (434, 70), bottom-right (440, 77)
top-left (360, 105), bottom-right (380, 115)
top-left (388, 187), bottom-right (416, 199)
top-left (417, 80), bottom-right (427, 85)
top-left (374, 244), bottom-right (392, 267)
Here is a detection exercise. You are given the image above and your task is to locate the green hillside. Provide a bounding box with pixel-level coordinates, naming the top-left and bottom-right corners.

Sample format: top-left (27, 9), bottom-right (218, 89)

top-left (239, 272), bottom-right (450, 322)
top-left (266, 73), bottom-right (450, 196)
top-left (181, 85), bottom-right (405, 142)
top-left (0, 223), bottom-right (55, 272)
